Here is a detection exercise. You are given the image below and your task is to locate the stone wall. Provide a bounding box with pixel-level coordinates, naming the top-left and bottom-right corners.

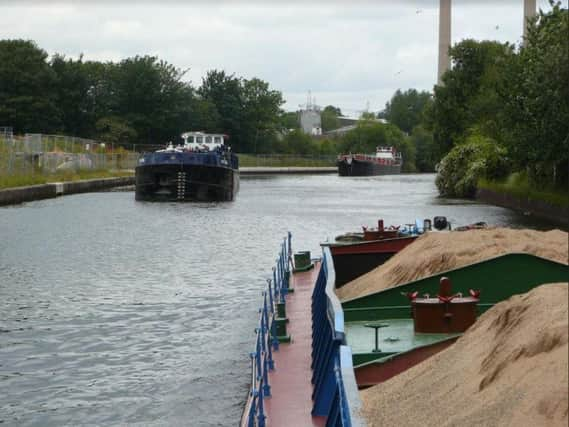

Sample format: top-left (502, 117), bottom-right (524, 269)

top-left (476, 187), bottom-right (569, 226)
top-left (0, 177), bottom-right (135, 206)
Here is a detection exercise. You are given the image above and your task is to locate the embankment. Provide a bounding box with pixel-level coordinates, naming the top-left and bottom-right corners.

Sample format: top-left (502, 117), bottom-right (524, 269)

top-left (477, 187), bottom-right (569, 226)
top-left (0, 176), bottom-right (134, 206)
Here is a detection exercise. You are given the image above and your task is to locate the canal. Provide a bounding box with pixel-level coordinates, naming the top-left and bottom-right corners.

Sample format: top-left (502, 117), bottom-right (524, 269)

top-left (0, 174), bottom-right (555, 426)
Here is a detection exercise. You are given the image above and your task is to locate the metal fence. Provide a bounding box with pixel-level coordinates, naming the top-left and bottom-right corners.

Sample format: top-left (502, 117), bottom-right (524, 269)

top-left (0, 133), bottom-right (140, 177)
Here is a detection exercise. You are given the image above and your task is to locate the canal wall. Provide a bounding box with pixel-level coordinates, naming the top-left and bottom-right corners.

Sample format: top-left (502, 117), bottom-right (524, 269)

top-left (0, 176), bottom-right (135, 207)
top-left (476, 187), bottom-right (569, 226)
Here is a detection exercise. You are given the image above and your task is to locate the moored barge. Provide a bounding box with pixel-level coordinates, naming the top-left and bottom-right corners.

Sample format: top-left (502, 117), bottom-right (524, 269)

top-left (242, 231), bottom-right (568, 426)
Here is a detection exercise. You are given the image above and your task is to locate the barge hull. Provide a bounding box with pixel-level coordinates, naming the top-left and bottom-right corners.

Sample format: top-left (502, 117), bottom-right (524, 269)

top-left (135, 164), bottom-right (239, 202)
top-left (337, 158), bottom-right (401, 176)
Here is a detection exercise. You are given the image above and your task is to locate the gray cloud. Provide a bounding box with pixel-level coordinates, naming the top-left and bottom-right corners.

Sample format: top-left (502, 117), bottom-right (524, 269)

top-left (0, 0), bottom-right (557, 112)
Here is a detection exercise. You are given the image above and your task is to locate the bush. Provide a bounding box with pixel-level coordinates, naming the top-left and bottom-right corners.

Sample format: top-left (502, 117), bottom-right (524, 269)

top-left (435, 133), bottom-right (508, 198)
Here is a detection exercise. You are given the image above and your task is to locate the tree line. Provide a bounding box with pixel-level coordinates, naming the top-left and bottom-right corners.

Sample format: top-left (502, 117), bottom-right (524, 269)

top-left (0, 40), bottom-right (284, 153)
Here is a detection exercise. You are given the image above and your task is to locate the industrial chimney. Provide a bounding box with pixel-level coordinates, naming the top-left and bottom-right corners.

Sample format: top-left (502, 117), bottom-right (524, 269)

top-left (437, 0), bottom-right (452, 85)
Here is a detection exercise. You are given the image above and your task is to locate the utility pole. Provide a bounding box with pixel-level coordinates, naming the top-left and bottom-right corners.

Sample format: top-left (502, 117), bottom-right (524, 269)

top-left (437, 0), bottom-right (452, 85)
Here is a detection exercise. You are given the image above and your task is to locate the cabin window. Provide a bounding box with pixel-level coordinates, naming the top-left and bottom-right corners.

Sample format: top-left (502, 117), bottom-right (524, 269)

top-left (205, 136), bottom-right (212, 143)
top-left (196, 136), bottom-right (203, 143)
top-left (214, 136), bottom-right (222, 144)
top-left (187, 136), bottom-right (194, 143)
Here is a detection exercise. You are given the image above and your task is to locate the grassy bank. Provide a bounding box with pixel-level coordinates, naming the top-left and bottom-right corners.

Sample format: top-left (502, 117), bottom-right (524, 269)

top-left (238, 154), bottom-right (336, 167)
top-left (0, 170), bottom-right (134, 190)
top-left (478, 174), bottom-right (569, 208)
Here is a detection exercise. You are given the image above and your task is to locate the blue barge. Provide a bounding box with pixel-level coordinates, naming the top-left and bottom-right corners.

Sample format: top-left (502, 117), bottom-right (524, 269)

top-left (135, 132), bottom-right (239, 202)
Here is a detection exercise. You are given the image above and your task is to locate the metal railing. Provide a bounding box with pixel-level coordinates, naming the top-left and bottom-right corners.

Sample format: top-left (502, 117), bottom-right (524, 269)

top-left (242, 233), bottom-right (292, 427)
top-left (311, 246), bottom-right (363, 426)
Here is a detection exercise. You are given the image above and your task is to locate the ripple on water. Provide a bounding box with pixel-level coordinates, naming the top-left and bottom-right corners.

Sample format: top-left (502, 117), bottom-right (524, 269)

top-left (0, 174), bottom-right (549, 426)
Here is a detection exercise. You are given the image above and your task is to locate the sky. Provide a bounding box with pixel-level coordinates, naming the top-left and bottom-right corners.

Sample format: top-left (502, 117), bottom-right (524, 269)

top-left (0, 0), bottom-right (558, 115)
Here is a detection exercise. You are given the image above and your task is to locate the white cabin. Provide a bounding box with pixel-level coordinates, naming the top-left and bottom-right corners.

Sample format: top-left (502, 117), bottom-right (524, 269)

top-left (181, 131), bottom-right (226, 152)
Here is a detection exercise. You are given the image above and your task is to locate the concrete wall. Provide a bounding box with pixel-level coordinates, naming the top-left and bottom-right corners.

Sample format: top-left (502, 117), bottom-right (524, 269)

top-left (0, 176), bottom-right (135, 207)
top-left (477, 187), bottom-right (569, 226)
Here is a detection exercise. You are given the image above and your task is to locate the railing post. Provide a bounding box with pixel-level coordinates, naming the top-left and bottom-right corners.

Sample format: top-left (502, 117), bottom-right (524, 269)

top-left (263, 293), bottom-right (275, 370)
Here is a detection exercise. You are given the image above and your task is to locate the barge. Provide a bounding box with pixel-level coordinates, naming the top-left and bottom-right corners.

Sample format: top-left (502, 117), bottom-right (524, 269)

top-left (337, 146), bottom-right (402, 177)
top-left (242, 232), bottom-right (568, 426)
top-left (135, 131), bottom-right (239, 202)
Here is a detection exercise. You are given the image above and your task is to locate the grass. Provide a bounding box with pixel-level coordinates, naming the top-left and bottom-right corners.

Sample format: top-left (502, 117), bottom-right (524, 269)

top-left (478, 173), bottom-right (569, 208)
top-left (237, 154), bottom-right (336, 167)
top-left (0, 169), bottom-right (133, 190)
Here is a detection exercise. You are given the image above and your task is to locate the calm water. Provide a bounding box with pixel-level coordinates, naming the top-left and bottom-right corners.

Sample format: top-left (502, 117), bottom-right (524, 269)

top-left (0, 174), bottom-right (553, 426)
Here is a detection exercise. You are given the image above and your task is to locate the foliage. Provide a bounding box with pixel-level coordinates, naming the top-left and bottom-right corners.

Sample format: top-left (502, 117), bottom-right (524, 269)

top-left (0, 40), bottom-right (61, 133)
top-left (278, 111), bottom-right (299, 131)
top-left (381, 89), bottom-right (432, 134)
top-left (321, 105), bottom-right (342, 132)
top-left (497, 1), bottom-right (569, 188)
top-left (0, 40), bottom-right (285, 154)
top-left (435, 133), bottom-right (508, 198)
top-left (478, 172), bottom-right (569, 208)
top-left (410, 125), bottom-right (436, 172)
top-left (426, 39), bottom-right (514, 159)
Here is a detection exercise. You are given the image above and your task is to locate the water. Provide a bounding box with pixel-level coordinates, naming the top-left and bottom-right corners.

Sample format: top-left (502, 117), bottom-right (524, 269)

top-left (0, 174), bottom-right (554, 426)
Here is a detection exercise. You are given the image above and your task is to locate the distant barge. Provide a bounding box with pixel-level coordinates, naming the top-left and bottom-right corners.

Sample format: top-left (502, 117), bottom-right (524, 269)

top-left (135, 131), bottom-right (239, 202)
top-left (337, 146), bottom-right (402, 176)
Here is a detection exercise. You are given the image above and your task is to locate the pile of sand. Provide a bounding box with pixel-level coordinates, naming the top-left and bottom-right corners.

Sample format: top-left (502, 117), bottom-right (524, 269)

top-left (360, 283), bottom-right (569, 427)
top-left (337, 228), bottom-right (568, 302)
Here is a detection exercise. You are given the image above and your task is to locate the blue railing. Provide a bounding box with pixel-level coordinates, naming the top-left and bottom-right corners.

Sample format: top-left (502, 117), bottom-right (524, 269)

top-left (242, 233), bottom-right (292, 427)
top-left (311, 246), bottom-right (363, 427)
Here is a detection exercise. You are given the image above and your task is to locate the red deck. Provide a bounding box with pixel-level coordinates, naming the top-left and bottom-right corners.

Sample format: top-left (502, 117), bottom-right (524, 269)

top-left (263, 262), bottom-right (326, 427)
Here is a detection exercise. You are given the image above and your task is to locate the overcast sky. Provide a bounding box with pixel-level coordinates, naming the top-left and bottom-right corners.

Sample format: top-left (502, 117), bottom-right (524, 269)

top-left (0, 0), bottom-right (558, 115)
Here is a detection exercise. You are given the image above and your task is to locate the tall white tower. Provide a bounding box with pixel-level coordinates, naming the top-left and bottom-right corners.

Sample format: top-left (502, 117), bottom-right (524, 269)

top-left (523, 0), bottom-right (537, 41)
top-left (437, 0), bottom-right (452, 85)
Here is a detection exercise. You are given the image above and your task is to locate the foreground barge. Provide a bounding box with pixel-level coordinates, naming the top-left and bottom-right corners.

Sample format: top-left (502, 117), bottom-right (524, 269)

top-left (242, 233), bottom-right (568, 426)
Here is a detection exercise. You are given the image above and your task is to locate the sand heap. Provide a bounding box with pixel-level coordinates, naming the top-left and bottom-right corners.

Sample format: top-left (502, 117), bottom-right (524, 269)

top-left (337, 228), bottom-right (568, 302)
top-left (360, 283), bottom-right (569, 427)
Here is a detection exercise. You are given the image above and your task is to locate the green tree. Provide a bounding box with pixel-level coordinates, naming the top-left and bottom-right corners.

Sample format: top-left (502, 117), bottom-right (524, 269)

top-left (382, 89), bottom-right (432, 134)
top-left (321, 105), bottom-right (342, 132)
top-left (0, 39), bottom-right (61, 133)
top-left (198, 70), bottom-right (244, 150)
top-left (498, 1), bottom-right (568, 188)
top-left (241, 77), bottom-right (284, 153)
top-left (435, 132), bottom-right (509, 197)
top-left (279, 111), bottom-right (300, 131)
top-left (410, 125), bottom-right (436, 172)
top-left (426, 39), bottom-right (514, 159)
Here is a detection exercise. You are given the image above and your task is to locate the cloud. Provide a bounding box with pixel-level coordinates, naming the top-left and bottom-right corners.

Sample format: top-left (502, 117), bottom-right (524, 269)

top-left (0, 0), bottom-right (556, 112)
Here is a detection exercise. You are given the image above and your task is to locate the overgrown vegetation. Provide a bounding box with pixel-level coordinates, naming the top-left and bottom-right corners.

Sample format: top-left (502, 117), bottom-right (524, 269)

top-left (428, 1), bottom-right (568, 198)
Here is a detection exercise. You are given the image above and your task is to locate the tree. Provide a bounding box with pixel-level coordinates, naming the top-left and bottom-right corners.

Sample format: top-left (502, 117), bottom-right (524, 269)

top-left (381, 89), bottom-right (432, 134)
top-left (198, 70), bottom-right (244, 150)
top-left (321, 105), bottom-right (342, 132)
top-left (426, 39), bottom-right (514, 159)
top-left (498, 1), bottom-right (568, 188)
top-left (410, 125), bottom-right (436, 172)
top-left (241, 77), bottom-right (284, 153)
top-left (0, 39), bottom-right (61, 133)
